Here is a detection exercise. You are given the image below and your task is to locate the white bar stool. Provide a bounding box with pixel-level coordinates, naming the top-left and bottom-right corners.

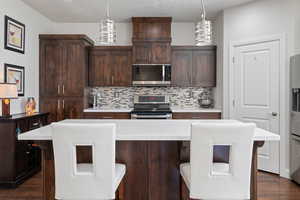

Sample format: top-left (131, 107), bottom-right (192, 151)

top-left (52, 123), bottom-right (126, 200)
top-left (180, 122), bottom-right (256, 200)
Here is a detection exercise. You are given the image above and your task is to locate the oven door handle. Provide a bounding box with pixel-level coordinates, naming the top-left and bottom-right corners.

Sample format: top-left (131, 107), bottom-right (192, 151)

top-left (131, 114), bottom-right (172, 119)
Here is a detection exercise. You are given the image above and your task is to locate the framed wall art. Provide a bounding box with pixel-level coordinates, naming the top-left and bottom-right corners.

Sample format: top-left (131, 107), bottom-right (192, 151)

top-left (4, 64), bottom-right (25, 96)
top-left (4, 15), bottom-right (25, 54)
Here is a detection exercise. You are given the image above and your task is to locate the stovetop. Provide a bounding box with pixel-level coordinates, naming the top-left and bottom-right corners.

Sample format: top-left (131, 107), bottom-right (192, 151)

top-left (131, 103), bottom-right (172, 114)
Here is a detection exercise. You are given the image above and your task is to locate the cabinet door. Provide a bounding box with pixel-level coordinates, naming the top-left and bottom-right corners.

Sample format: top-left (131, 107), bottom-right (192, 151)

top-left (111, 50), bottom-right (132, 86)
top-left (151, 42), bottom-right (171, 64)
top-left (192, 49), bottom-right (216, 87)
top-left (63, 97), bottom-right (83, 119)
top-left (171, 49), bottom-right (193, 86)
top-left (84, 112), bottom-right (131, 119)
top-left (63, 41), bottom-right (87, 97)
top-left (133, 42), bottom-right (151, 64)
top-left (89, 51), bottom-right (111, 86)
top-left (40, 98), bottom-right (61, 123)
top-left (15, 119), bottom-right (29, 177)
top-left (40, 40), bottom-right (63, 97)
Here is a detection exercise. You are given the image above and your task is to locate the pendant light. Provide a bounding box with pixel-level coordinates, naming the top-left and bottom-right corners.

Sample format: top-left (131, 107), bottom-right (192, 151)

top-left (195, 0), bottom-right (212, 46)
top-left (99, 0), bottom-right (116, 45)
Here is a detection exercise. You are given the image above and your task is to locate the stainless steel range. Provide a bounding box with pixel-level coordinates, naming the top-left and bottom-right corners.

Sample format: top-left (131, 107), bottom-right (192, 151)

top-left (131, 95), bottom-right (172, 119)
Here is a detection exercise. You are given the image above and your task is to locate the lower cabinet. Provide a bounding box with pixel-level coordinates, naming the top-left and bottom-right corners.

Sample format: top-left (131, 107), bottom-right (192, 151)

top-left (0, 113), bottom-right (49, 188)
top-left (172, 112), bottom-right (221, 119)
top-left (83, 112), bottom-right (131, 119)
top-left (40, 97), bottom-right (84, 123)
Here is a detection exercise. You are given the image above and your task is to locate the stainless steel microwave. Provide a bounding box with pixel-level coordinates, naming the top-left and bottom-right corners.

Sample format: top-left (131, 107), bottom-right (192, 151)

top-left (132, 64), bottom-right (171, 86)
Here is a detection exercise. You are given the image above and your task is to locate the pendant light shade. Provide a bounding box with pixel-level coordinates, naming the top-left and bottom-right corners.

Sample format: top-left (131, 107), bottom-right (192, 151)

top-left (99, 0), bottom-right (116, 45)
top-left (195, 0), bottom-right (212, 46)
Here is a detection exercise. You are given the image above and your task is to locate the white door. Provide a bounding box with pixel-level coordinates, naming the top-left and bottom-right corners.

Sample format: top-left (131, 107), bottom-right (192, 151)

top-left (232, 40), bottom-right (280, 174)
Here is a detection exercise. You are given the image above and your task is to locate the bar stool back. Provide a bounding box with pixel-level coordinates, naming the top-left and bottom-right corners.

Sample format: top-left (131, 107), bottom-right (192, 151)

top-left (52, 123), bottom-right (125, 200)
top-left (180, 122), bottom-right (256, 199)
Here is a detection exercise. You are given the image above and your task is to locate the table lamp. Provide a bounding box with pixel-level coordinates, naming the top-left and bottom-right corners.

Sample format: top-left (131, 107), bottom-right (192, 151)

top-left (0, 83), bottom-right (18, 118)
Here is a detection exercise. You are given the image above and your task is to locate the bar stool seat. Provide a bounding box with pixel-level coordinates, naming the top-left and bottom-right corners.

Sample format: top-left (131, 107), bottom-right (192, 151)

top-left (180, 162), bottom-right (230, 190)
top-left (77, 163), bottom-right (126, 191)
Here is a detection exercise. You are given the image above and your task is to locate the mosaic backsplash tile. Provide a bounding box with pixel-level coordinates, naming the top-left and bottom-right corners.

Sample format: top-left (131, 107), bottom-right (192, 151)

top-left (89, 87), bottom-right (213, 109)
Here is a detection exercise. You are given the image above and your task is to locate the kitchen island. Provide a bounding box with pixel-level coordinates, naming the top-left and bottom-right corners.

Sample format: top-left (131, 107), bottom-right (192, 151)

top-left (19, 119), bottom-right (280, 200)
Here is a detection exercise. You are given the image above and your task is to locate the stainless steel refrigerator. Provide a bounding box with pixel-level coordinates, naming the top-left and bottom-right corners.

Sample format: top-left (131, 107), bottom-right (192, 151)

top-left (290, 54), bottom-right (300, 184)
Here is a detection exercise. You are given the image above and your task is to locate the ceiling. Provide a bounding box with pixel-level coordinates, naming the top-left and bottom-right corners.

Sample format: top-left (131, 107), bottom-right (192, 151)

top-left (21, 0), bottom-right (256, 23)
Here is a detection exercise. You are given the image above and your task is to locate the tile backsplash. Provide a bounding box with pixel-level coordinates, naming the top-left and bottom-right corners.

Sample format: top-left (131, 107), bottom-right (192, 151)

top-left (89, 87), bottom-right (213, 109)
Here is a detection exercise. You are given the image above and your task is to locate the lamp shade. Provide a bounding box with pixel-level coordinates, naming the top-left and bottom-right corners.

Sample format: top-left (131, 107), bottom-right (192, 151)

top-left (0, 83), bottom-right (18, 99)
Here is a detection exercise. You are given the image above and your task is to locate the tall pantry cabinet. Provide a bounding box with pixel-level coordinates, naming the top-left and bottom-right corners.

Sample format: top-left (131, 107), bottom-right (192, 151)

top-left (39, 35), bottom-right (94, 123)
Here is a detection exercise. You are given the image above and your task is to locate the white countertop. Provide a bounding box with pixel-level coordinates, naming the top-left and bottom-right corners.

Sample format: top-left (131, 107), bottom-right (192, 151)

top-left (18, 119), bottom-right (280, 142)
top-left (84, 107), bottom-right (222, 113)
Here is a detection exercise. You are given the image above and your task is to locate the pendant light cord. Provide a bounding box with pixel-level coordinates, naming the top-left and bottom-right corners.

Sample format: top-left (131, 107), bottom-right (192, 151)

top-left (201, 0), bottom-right (206, 20)
top-left (106, 0), bottom-right (110, 18)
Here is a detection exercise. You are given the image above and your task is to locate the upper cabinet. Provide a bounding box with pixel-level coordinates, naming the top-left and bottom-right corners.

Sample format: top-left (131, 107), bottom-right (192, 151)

top-left (89, 46), bottom-right (132, 87)
top-left (171, 46), bottom-right (217, 87)
top-left (40, 35), bottom-right (93, 98)
top-left (132, 17), bottom-right (172, 64)
top-left (133, 42), bottom-right (171, 64)
top-left (132, 17), bottom-right (172, 42)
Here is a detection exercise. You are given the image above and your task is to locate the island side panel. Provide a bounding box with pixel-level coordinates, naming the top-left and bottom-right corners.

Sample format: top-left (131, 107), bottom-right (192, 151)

top-left (116, 141), bottom-right (149, 200)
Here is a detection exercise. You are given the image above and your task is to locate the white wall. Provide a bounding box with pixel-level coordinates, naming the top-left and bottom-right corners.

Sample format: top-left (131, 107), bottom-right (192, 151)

top-left (52, 22), bottom-right (196, 45)
top-left (213, 13), bottom-right (224, 110)
top-left (221, 0), bottom-right (298, 178)
top-left (0, 0), bottom-right (54, 115)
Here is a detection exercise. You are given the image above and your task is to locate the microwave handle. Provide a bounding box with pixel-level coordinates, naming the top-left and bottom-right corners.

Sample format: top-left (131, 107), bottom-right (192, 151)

top-left (162, 65), bottom-right (165, 81)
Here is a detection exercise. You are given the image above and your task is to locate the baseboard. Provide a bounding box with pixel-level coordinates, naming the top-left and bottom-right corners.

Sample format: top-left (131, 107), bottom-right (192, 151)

top-left (280, 168), bottom-right (290, 179)
top-left (0, 166), bottom-right (41, 188)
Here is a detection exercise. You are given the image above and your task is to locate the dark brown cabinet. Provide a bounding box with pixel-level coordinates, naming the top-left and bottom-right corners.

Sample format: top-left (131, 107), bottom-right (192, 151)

top-left (171, 46), bottom-right (217, 87)
top-left (172, 112), bottom-right (221, 119)
top-left (83, 112), bottom-right (131, 119)
top-left (40, 97), bottom-right (84, 122)
top-left (39, 35), bottom-right (93, 123)
top-left (132, 42), bottom-right (151, 64)
top-left (0, 113), bottom-right (49, 188)
top-left (40, 35), bottom-right (92, 98)
top-left (39, 40), bottom-right (64, 97)
top-left (133, 42), bottom-right (171, 64)
top-left (171, 49), bottom-right (193, 87)
top-left (89, 46), bottom-right (132, 87)
top-left (132, 18), bottom-right (172, 64)
top-left (132, 17), bottom-right (172, 42)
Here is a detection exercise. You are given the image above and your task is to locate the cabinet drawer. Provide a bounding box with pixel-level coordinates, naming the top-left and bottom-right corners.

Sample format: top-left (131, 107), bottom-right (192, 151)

top-left (84, 112), bottom-right (131, 119)
top-left (28, 117), bottom-right (42, 130)
top-left (172, 112), bottom-right (221, 119)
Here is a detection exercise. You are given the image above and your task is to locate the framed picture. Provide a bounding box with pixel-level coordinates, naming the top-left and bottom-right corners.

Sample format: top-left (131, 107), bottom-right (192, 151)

top-left (4, 15), bottom-right (25, 54)
top-left (4, 64), bottom-right (25, 96)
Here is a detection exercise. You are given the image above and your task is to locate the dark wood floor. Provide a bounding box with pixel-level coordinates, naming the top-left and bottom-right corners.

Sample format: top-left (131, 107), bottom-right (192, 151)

top-left (0, 171), bottom-right (299, 200)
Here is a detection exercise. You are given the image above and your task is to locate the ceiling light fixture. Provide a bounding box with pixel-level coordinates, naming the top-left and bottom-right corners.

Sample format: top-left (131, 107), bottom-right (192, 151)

top-left (99, 0), bottom-right (116, 45)
top-left (195, 0), bottom-right (212, 46)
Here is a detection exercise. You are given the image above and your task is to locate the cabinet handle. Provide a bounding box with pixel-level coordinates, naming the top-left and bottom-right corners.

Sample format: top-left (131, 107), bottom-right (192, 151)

top-left (58, 99), bottom-right (60, 110)
top-left (192, 117), bottom-right (201, 119)
top-left (57, 85), bottom-right (60, 94)
top-left (103, 116), bottom-right (113, 119)
top-left (112, 76), bottom-right (114, 84)
top-left (32, 122), bottom-right (40, 126)
top-left (63, 100), bottom-right (65, 109)
top-left (62, 85), bottom-right (65, 94)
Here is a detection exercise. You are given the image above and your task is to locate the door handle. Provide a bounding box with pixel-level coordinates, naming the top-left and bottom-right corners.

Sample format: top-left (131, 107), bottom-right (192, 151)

top-left (271, 112), bottom-right (278, 117)
top-left (57, 85), bottom-right (60, 95)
